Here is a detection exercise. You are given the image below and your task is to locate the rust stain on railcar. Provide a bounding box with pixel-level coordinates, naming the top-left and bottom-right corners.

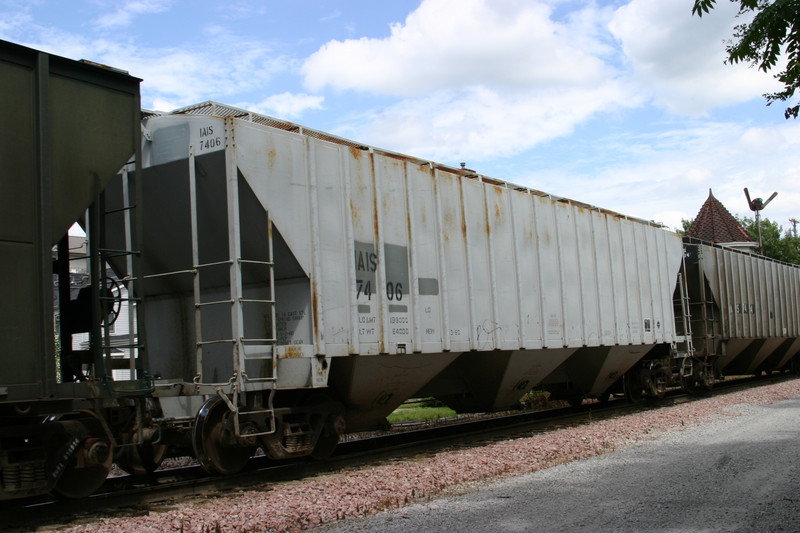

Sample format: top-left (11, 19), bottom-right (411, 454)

top-left (283, 345), bottom-right (304, 358)
top-left (460, 179), bottom-right (468, 239)
top-left (485, 185), bottom-right (504, 237)
top-left (350, 199), bottom-right (361, 228)
top-left (349, 146), bottom-right (369, 232)
top-left (442, 211), bottom-right (452, 242)
top-left (310, 280), bottom-right (320, 351)
top-left (493, 185), bottom-right (504, 219)
top-left (267, 148), bottom-right (277, 170)
top-left (349, 146), bottom-right (365, 160)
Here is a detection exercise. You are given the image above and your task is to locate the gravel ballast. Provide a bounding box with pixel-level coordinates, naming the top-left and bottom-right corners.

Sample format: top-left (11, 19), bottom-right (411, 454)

top-left (55, 378), bottom-right (800, 532)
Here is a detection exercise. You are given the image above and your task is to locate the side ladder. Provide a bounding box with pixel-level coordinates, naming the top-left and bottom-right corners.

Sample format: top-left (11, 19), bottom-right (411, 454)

top-left (674, 267), bottom-right (695, 359)
top-left (97, 162), bottom-right (146, 386)
top-left (187, 145), bottom-right (278, 438)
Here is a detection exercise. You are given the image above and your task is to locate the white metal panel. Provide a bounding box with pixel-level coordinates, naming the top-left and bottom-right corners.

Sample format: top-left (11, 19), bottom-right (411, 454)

top-left (376, 154), bottom-right (412, 352)
top-left (486, 185), bottom-right (523, 350)
top-left (607, 217), bottom-right (630, 344)
top-left (234, 121), bottom-right (313, 275)
top-left (314, 140), bottom-right (349, 351)
top-left (535, 196), bottom-right (565, 348)
top-left (635, 222), bottom-right (655, 344)
top-left (574, 207), bottom-right (600, 346)
top-left (555, 202), bottom-right (583, 347)
top-left (787, 263), bottom-right (798, 335)
top-left (592, 212), bottom-right (616, 345)
top-left (778, 265), bottom-right (789, 336)
top-left (792, 266), bottom-right (799, 336)
top-left (346, 149), bottom-right (379, 353)
top-left (511, 191), bottom-right (543, 349)
top-left (463, 177), bottom-right (493, 351)
top-left (437, 172), bottom-right (470, 351)
top-left (754, 257), bottom-right (764, 335)
top-left (408, 165), bottom-right (443, 352)
top-left (766, 260), bottom-right (777, 337)
top-left (622, 220), bottom-right (644, 344)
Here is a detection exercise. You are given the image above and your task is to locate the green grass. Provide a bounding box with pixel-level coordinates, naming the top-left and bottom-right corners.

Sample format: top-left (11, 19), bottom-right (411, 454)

top-left (386, 398), bottom-right (456, 423)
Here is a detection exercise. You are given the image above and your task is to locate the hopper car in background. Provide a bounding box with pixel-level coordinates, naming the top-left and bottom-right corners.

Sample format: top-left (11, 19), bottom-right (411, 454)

top-left (1, 40), bottom-right (799, 501)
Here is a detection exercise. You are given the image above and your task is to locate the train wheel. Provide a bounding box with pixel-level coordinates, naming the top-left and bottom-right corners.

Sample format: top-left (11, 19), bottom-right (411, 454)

top-left (52, 414), bottom-right (114, 499)
top-left (646, 368), bottom-right (667, 399)
top-left (193, 397), bottom-right (254, 475)
top-left (116, 434), bottom-right (167, 477)
top-left (681, 375), bottom-right (698, 394)
top-left (623, 371), bottom-right (643, 403)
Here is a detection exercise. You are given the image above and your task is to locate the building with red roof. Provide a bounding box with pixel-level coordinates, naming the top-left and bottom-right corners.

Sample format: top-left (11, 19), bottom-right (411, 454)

top-left (685, 189), bottom-right (757, 252)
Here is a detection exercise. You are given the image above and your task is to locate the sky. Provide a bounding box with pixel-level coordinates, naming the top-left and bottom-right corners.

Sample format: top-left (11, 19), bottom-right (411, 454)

top-left (2, 0), bottom-right (798, 233)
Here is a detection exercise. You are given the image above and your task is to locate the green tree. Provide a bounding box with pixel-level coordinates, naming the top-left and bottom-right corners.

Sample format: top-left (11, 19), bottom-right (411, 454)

top-left (692, 0), bottom-right (800, 118)
top-left (677, 218), bottom-right (695, 235)
top-left (736, 215), bottom-right (800, 263)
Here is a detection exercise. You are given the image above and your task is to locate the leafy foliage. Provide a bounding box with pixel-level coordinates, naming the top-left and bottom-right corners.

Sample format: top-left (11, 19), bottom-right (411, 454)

top-left (736, 215), bottom-right (800, 263)
top-left (692, 0), bottom-right (800, 116)
top-left (677, 218), bottom-right (695, 235)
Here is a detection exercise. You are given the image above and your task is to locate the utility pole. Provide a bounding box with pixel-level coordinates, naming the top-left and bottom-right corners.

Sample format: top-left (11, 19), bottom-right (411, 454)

top-left (744, 188), bottom-right (778, 254)
top-left (790, 218), bottom-right (798, 238)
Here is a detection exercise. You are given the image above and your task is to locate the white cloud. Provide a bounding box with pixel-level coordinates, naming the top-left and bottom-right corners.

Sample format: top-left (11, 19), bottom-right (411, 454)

top-left (518, 119), bottom-right (800, 231)
top-left (343, 80), bottom-right (639, 162)
top-left (0, 4), bottom-right (294, 111)
top-left (608, 0), bottom-right (784, 115)
top-left (95, 0), bottom-right (171, 29)
top-left (249, 92), bottom-right (324, 119)
top-left (321, 10), bottom-right (341, 23)
top-left (300, 0), bottom-right (643, 161)
top-left (302, 0), bottom-right (612, 97)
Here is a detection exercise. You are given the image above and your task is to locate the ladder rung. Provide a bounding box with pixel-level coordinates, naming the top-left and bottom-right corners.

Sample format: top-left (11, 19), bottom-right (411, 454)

top-left (197, 339), bottom-right (235, 345)
top-left (240, 408), bottom-right (273, 415)
top-left (100, 247), bottom-right (140, 255)
top-left (144, 269), bottom-right (195, 279)
top-left (238, 259), bottom-right (274, 266)
top-left (104, 205), bottom-right (136, 215)
top-left (196, 299), bottom-right (234, 308)
top-left (103, 343), bottom-right (143, 349)
top-left (196, 260), bottom-right (234, 269)
top-left (99, 295), bottom-right (141, 303)
top-left (240, 298), bottom-right (275, 304)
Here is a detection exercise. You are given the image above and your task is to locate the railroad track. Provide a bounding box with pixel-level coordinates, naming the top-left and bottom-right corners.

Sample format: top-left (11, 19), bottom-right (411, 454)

top-left (0, 373), bottom-right (791, 531)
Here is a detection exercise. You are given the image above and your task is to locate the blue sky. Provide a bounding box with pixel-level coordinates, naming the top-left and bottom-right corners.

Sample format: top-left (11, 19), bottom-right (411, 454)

top-left (3, 0), bottom-right (798, 232)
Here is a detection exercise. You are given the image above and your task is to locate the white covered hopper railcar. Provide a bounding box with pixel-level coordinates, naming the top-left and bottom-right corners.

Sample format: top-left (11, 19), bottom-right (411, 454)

top-left (128, 102), bottom-right (685, 468)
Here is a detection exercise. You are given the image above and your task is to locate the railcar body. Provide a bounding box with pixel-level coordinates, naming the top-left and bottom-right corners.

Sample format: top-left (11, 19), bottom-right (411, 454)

top-left (3, 39), bottom-right (800, 503)
top-left (135, 101), bottom-right (684, 443)
top-left (0, 40), bottom-right (144, 499)
top-left (682, 239), bottom-right (800, 379)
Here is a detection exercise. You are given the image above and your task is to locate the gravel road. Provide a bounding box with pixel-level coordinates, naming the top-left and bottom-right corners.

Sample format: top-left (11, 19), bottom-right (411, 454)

top-left (319, 392), bottom-right (800, 532)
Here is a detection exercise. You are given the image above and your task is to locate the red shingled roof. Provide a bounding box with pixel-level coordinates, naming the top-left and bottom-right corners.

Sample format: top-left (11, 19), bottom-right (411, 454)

top-left (686, 189), bottom-right (753, 243)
